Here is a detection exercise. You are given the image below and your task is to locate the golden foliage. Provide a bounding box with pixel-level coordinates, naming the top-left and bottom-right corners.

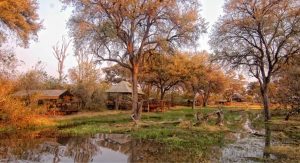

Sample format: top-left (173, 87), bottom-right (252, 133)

top-left (0, 0), bottom-right (42, 47)
top-left (0, 80), bottom-right (53, 129)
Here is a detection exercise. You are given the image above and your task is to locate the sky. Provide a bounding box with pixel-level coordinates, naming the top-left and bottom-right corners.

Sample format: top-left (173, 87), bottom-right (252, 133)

top-left (15, 0), bottom-right (225, 78)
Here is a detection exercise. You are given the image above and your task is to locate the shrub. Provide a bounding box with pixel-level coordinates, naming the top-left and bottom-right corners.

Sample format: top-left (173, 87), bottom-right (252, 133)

top-left (0, 80), bottom-right (53, 130)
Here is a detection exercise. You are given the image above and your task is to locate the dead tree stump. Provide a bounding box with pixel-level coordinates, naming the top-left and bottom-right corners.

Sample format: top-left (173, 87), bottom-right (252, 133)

top-left (194, 112), bottom-right (202, 126)
top-left (215, 109), bottom-right (224, 126)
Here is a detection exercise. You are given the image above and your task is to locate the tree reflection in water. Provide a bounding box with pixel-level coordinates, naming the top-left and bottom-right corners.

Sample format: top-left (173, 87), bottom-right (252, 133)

top-left (263, 123), bottom-right (271, 159)
top-left (0, 133), bottom-right (215, 162)
top-left (0, 134), bottom-right (123, 162)
top-left (63, 137), bottom-right (99, 162)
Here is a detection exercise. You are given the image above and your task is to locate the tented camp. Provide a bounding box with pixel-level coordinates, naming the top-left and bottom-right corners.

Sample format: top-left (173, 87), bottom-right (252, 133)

top-left (106, 81), bottom-right (144, 110)
top-left (12, 89), bottom-right (79, 114)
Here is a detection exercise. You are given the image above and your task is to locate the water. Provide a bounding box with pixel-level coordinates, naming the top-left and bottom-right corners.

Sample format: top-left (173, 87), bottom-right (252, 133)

top-left (0, 134), bottom-right (130, 163)
top-left (0, 133), bottom-right (199, 163)
top-left (220, 116), bottom-right (276, 163)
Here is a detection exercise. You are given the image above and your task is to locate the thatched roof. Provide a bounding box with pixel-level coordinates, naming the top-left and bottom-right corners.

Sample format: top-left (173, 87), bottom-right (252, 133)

top-left (106, 81), bottom-right (144, 94)
top-left (12, 90), bottom-right (69, 100)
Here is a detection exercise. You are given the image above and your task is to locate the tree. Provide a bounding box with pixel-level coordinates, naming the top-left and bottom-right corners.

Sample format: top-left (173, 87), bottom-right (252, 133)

top-left (140, 54), bottom-right (189, 101)
top-left (184, 53), bottom-right (207, 109)
top-left (52, 37), bottom-right (71, 84)
top-left (68, 49), bottom-right (102, 109)
top-left (62, 0), bottom-right (206, 121)
top-left (210, 0), bottom-right (300, 121)
top-left (274, 55), bottom-right (300, 120)
top-left (0, 0), bottom-right (42, 47)
top-left (223, 72), bottom-right (246, 102)
top-left (17, 61), bottom-right (48, 91)
top-left (182, 53), bottom-right (227, 108)
top-left (201, 65), bottom-right (227, 107)
top-left (247, 81), bottom-right (261, 102)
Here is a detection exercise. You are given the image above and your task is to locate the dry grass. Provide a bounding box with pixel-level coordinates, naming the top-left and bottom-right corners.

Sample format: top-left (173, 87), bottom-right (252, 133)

top-left (207, 102), bottom-right (263, 110)
top-left (265, 145), bottom-right (300, 159)
top-left (271, 119), bottom-right (300, 126)
top-left (51, 110), bottom-right (130, 121)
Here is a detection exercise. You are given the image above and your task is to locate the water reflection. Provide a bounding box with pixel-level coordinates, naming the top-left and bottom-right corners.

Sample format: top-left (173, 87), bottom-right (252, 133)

top-left (0, 121), bottom-right (279, 162)
top-left (263, 124), bottom-right (271, 159)
top-left (0, 134), bottom-right (130, 163)
top-left (0, 133), bottom-right (202, 163)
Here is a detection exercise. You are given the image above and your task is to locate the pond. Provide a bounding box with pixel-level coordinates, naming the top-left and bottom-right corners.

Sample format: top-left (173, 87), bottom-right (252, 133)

top-left (0, 117), bottom-right (297, 163)
top-left (0, 133), bottom-right (205, 162)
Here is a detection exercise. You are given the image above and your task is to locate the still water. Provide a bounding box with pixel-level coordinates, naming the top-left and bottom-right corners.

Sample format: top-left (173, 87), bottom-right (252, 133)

top-left (0, 134), bottom-right (133, 162)
top-left (0, 120), bottom-right (289, 163)
top-left (0, 133), bottom-right (202, 163)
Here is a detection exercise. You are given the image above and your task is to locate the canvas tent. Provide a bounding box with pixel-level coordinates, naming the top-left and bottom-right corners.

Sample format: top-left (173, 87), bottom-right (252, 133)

top-left (12, 89), bottom-right (79, 114)
top-left (106, 81), bottom-right (144, 110)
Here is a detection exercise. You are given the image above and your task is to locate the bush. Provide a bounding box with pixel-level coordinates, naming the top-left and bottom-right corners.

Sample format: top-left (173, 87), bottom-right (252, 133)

top-left (0, 80), bottom-right (53, 130)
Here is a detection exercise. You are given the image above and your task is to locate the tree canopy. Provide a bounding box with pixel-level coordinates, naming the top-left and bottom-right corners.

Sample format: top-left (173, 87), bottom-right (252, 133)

top-left (140, 54), bottom-right (189, 100)
top-left (0, 0), bottom-right (42, 47)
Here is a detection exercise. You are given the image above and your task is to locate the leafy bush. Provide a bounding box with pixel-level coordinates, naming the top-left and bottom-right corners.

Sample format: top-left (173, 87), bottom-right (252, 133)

top-left (0, 80), bottom-right (53, 130)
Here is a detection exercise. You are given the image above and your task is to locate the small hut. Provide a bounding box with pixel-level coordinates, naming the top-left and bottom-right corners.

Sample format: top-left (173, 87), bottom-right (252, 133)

top-left (106, 81), bottom-right (144, 110)
top-left (12, 89), bottom-right (79, 114)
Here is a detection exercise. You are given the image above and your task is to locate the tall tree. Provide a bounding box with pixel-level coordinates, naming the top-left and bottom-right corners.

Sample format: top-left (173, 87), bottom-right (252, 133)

top-left (140, 54), bottom-right (189, 101)
top-left (62, 0), bottom-right (206, 121)
top-left (201, 66), bottom-right (227, 107)
top-left (68, 49), bottom-right (101, 109)
top-left (210, 0), bottom-right (300, 121)
top-left (0, 0), bottom-right (42, 47)
top-left (184, 53), bottom-right (226, 108)
top-left (52, 37), bottom-right (71, 84)
top-left (184, 53), bottom-right (207, 109)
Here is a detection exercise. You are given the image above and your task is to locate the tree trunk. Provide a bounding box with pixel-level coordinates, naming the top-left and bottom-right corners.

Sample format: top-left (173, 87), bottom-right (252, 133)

top-left (192, 93), bottom-right (196, 110)
top-left (260, 83), bottom-right (271, 121)
top-left (131, 65), bottom-right (140, 121)
top-left (202, 93), bottom-right (209, 107)
top-left (160, 88), bottom-right (165, 101)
